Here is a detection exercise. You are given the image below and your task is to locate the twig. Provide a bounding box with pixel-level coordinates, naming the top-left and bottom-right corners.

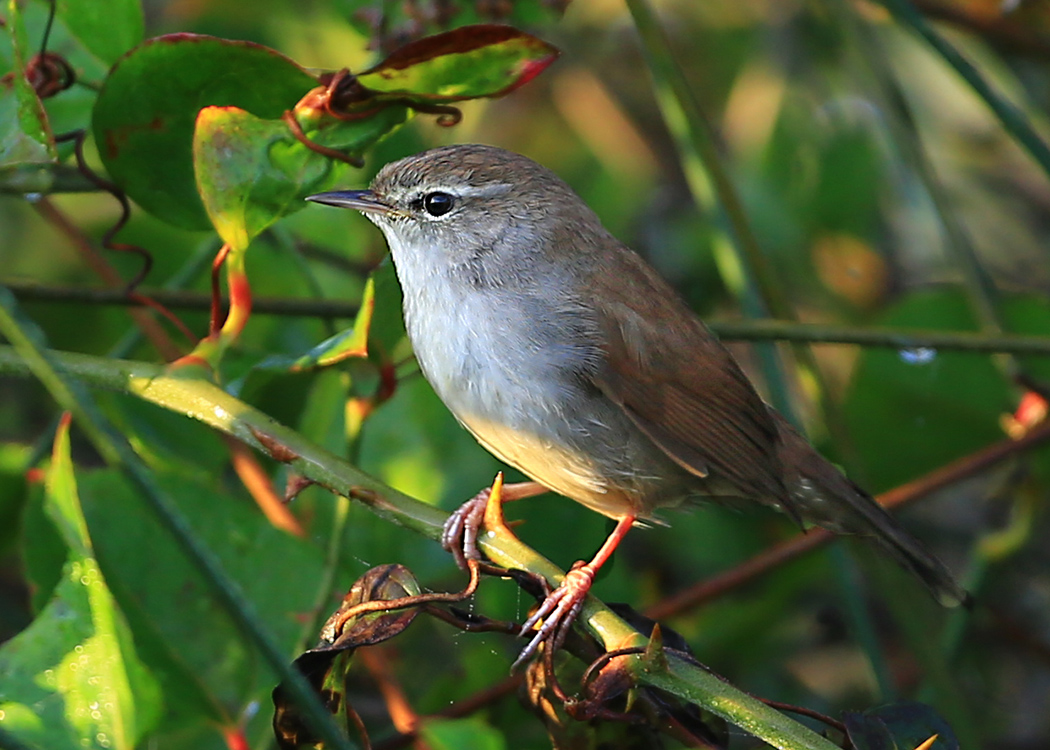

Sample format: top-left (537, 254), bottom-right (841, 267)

top-left (30, 200), bottom-right (183, 360)
top-left (710, 319), bottom-right (1050, 355)
top-left (10, 281), bottom-right (1050, 354)
top-left (645, 418), bottom-right (1050, 621)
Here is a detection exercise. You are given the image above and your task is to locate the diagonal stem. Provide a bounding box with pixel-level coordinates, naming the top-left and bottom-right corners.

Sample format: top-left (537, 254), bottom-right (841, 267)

top-left (0, 341), bottom-right (840, 750)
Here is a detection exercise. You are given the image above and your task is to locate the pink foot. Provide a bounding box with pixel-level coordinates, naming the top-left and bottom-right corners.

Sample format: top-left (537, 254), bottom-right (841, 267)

top-left (514, 561), bottom-right (596, 669)
top-left (441, 478), bottom-right (547, 569)
top-left (441, 487), bottom-right (490, 569)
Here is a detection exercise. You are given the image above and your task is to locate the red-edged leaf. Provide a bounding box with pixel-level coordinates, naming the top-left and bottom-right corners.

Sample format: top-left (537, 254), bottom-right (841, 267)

top-left (355, 24), bottom-right (559, 103)
top-left (193, 106), bottom-right (333, 250)
top-left (91, 34), bottom-right (319, 230)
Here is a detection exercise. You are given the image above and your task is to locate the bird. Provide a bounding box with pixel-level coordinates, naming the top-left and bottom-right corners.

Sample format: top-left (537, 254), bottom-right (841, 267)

top-left (307, 143), bottom-right (967, 664)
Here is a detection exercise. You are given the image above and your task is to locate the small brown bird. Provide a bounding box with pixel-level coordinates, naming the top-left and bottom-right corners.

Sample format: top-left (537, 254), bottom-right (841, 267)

top-left (308, 144), bottom-right (967, 663)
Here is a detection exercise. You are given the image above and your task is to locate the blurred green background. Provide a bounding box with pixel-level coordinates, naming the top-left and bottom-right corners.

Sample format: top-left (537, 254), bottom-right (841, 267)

top-left (3, 0), bottom-right (1050, 748)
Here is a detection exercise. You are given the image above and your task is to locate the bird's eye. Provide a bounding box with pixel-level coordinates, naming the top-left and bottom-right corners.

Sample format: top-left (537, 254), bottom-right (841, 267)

top-left (421, 192), bottom-right (455, 217)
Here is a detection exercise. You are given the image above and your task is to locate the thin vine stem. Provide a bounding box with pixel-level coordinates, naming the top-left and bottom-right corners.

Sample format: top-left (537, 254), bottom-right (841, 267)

top-left (624, 0), bottom-right (861, 477)
top-left (879, 0), bottom-right (1050, 181)
top-left (10, 280), bottom-right (1050, 354)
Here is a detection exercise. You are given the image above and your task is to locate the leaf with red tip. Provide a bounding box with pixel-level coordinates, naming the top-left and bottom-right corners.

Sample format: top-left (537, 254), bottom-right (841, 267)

top-left (192, 106), bottom-right (329, 250)
top-left (355, 24), bottom-right (559, 104)
top-left (290, 277), bottom-right (376, 370)
top-left (91, 34), bottom-right (319, 230)
top-left (192, 102), bottom-right (406, 249)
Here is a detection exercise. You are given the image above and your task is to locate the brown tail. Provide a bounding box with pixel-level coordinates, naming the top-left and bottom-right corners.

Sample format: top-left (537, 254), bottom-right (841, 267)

top-left (774, 415), bottom-right (970, 608)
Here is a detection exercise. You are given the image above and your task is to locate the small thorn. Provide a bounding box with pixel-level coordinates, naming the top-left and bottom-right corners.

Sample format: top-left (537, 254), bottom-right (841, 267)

top-left (484, 471), bottom-right (506, 531)
top-left (643, 623), bottom-right (668, 670)
top-left (913, 734), bottom-right (939, 750)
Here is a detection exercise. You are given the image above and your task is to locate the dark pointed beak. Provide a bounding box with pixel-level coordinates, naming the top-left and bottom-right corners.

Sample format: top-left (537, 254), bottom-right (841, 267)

top-left (306, 190), bottom-right (394, 216)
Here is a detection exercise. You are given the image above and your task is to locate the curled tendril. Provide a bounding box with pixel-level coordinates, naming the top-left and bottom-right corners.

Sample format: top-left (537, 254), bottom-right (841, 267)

top-left (280, 110), bottom-right (365, 168)
top-left (25, 52), bottom-right (75, 99)
top-left (49, 130), bottom-right (195, 343)
top-left (55, 130), bottom-right (153, 292)
top-left (408, 101), bottom-right (463, 126)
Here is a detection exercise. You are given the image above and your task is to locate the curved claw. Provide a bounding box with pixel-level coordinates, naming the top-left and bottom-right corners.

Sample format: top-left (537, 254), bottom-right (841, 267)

top-left (441, 477), bottom-right (546, 570)
top-left (513, 564), bottom-right (596, 669)
top-left (511, 514), bottom-right (637, 668)
top-left (441, 484), bottom-right (495, 569)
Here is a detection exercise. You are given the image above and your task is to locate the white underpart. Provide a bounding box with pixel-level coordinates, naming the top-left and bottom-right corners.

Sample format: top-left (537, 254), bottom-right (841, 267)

top-left (380, 225), bottom-right (638, 517)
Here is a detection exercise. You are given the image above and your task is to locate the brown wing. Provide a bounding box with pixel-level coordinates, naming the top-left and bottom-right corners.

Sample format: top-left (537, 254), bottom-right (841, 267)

top-left (587, 248), bottom-right (789, 505)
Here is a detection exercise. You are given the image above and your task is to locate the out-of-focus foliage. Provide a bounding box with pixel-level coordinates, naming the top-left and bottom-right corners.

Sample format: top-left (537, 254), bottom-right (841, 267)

top-left (3, 0), bottom-right (1050, 748)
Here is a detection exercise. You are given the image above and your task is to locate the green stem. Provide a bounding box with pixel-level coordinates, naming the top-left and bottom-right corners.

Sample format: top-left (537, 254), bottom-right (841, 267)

top-left (0, 292), bottom-right (358, 750)
top-left (878, 0), bottom-right (1050, 181)
top-left (0, 341), bottom-right (840, 750)
top-left (624, 0), bottom-right (857, 472)
top-left (843, 0), bottom-right (1010, 371)
top-left (709, 319), bottom-right (1050, 354)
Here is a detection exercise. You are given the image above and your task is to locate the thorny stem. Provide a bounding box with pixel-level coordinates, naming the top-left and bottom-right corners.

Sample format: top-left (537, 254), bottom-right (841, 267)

top-left (0, 343), bottom-right (839, 750)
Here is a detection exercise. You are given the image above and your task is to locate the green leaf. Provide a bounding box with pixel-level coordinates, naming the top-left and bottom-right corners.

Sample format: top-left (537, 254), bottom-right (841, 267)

top-left (290, 276), bottom-right (375, 370)
top-left (91, 34), bottom-right (319, 229)
top-left (55, 0), bottom-right (144, 66)
top-left (1, 0), bottom-right (57, 167)
top-left (0, 417), bottom-right (162, 750)
top-left (355, 25), bottom-right (560, 103)
top-left (76, 467), bottom-right (326, 716)
top-left (192, 105), bottom-right (333, 250)
top-left (843, 701), bottom-right (958, 750)
top-left (844, 289), bottom-right (1016, 491)
top-left (192, 98), bottom-right (404, 249)
top-left (417, 717), bottom-right (507, 750)
top-left (0, 442), bottom-right (30, 559)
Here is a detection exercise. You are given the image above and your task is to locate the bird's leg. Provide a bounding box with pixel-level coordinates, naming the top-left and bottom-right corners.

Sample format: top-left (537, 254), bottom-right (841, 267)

top-left (513, 515), bottom-right (636, 669)
top-left (441, 475), bottom-right (546, 569)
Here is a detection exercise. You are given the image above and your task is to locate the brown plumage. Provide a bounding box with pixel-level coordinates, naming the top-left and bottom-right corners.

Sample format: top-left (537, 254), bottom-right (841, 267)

top-left (308, 144), bottom-right (969, 665)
